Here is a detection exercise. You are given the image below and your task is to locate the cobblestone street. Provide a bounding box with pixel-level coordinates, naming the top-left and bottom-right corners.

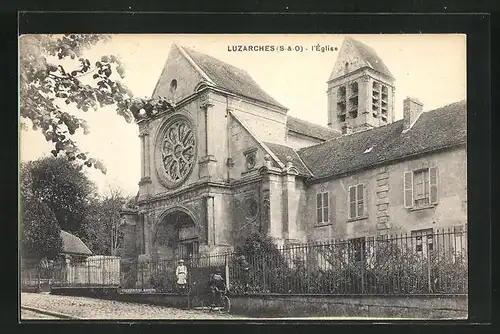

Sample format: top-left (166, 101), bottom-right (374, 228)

top-left (21, 293), bottom-right (248, 320)
top-left (21, 308), bottom-right (61, 320)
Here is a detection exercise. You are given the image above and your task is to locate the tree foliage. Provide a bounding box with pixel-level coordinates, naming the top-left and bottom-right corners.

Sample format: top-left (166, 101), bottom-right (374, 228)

top-left (25, 156), bottom-right (97, 233)
top-left (20, 163), bottom-right (63, 260)
top-left (21, 156), bottom-right (133, 258)
top-left (20, 34), bottom-right (177, 173)
top-left (81, 186), bottom-right (130, 255)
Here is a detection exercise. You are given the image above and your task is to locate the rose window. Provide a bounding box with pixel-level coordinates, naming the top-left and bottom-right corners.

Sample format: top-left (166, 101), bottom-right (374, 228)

top-left (156, 116), bottom-right (196, 188)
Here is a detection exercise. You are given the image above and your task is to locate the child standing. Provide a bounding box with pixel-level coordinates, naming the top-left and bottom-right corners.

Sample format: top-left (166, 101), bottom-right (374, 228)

top-left (175, 259), bottom-right (188, 292)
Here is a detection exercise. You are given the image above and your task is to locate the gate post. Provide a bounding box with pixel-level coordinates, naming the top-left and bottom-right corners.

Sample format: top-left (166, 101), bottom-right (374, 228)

top-left (225, 254), bottom-right (230, 290)
top-left (427, 254), bottom-right (432, 293)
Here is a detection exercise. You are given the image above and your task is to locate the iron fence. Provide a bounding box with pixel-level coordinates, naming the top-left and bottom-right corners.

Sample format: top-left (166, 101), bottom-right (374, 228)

top-left (20, 265), bottom-right (55, 292)
top-left (52, 256), bottom-right (121, 287)
top-left (120, 253), bottom-right (231, 293)
top-left (228, 227), bottom-right (467, 295)
top-left (20, 227), bottom-right (467, 296)
top-left (20, 256), bottom-right (121, 291)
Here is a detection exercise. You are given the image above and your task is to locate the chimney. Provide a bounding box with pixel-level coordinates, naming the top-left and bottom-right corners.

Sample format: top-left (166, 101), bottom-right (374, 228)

top-left (403, 97), bottom-right (424, 131)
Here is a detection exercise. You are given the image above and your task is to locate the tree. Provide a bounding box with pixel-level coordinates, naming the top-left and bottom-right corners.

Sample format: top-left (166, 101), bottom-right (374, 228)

top-left (81, 185), bottom-right (131, 255)
top-left (20, 163), bottom-right (63, 260)
top-left (20, 34), bottom-right (176, 173)
top-left (26, 156), bottom-right (97, 233)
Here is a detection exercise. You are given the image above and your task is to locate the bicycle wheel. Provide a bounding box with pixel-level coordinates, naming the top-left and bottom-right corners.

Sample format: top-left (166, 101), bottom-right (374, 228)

top-left (222, 295), bottom-right (231, 313)
top-left (200, 298), bottom-right (210, 312)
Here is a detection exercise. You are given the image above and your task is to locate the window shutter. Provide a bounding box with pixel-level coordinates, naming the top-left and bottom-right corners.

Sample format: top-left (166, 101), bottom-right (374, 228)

top-left (363, 184), bottom-right (368, 216)
top-left (323, 192), bottom-right (329, 222)
top-left (404, 171), bottom-right (413, 208)
top-left (349, 186), bottom-right (356, 218)
top-left (429, 167), bottom-right (438, 204)
top-left (330, 194), bottom-right (336, 225)
top-left (316, 193), bottom-right (323, 223)
top-left (356, 184), bottom-right (364, 216)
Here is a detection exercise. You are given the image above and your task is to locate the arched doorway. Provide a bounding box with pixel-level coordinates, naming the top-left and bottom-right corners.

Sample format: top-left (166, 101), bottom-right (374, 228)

top-left (153, 209), bottom-right (200, 260)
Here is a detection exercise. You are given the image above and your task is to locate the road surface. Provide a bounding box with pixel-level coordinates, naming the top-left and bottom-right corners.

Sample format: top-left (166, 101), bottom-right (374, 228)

top-left (20, 292), bottom-right (247, 320)
top-left (21, 308), bottom-right (62, 320)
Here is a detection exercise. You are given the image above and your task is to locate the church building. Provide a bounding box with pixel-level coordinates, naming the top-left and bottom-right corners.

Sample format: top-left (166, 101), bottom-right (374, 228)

top-left (120, 37), bottom-right (467, 262)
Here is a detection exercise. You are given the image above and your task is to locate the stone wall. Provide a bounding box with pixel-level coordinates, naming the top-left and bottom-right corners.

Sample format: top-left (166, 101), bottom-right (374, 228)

top-left (50, 288), bottom-right (467, 319)
top-left (231, 181), bottom-right (262, 245)
top-left (229, 294), bottom-right (467, 319)
top-left (228, 114), bottom-right (268, 181)
top-left (151, 44), bottom-right (205, 102)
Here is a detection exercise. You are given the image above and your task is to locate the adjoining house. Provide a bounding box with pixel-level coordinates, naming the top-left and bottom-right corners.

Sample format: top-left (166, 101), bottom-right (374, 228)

top-left (119, 37), bottom-right (467, 263)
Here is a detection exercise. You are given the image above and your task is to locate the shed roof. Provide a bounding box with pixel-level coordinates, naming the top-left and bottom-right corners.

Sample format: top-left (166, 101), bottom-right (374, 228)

top-left (60, 230), bottom-right (92, 256)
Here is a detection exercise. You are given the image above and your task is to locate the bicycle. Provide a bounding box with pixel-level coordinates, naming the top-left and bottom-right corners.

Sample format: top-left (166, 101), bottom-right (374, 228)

top-left (201, 288), bottom-right (231, 314)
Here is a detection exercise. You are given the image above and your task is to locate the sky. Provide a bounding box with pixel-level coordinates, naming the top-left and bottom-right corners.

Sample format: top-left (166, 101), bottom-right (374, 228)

top-left (19, 34), bottom-right (466, 197)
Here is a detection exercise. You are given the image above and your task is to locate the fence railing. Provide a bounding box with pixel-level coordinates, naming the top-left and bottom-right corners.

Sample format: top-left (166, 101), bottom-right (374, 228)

top-left (21, 256), bottom-right (121, 291)
top-left (227, 227), bottom-right (467, 295)
top-left (120, 253), bottom-right (231, 293)
top-left (20, 227), bottom-right (467, 296)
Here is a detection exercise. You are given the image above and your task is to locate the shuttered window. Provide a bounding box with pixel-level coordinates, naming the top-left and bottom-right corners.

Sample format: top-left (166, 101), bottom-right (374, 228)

top-left (429, 167), bottom-right (438, 204)
top-left (404, 171), bottom-right (413, 208)
top-left (349, 184), bottom-right (365, 218)
top-left (316, 192), bottom-right (329, 224)
top-left (404, 167), bottom-right (439, 208)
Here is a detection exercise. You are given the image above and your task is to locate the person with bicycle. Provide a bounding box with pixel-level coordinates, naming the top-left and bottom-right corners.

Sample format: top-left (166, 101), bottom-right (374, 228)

top-left (208, 268), bottom-right (226, 307)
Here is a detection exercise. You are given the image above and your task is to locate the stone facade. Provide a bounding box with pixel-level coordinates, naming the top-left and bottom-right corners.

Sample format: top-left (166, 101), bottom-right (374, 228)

top-left (120, 40), bottom-right (466, 262)
top-left (303, 147), bottom-right (467, 242)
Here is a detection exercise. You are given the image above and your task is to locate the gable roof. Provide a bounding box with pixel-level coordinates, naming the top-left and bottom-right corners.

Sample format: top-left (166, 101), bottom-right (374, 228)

top-left (60, 230), bottom-right (92, 256)
top-left (297, 100), bottom-right (467, 181)
top-left (287, 116), bottom-right (341, 141)
top-left (329, 37), bottom-right (394, 81)
top-left (347, 37), bottom-right (394, 79)
top-left (180, 46), bottom-right (287, 110)
top-left (264, 142), bottom-right (313, 177)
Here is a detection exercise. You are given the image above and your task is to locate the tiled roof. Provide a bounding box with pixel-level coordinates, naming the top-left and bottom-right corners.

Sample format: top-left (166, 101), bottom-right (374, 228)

top-left (348, 37), bottom-right (394, 79)
top-left (182, 47), bottom-right (287, 110)
top-left (264, 142), bottom-right (313, 177)
top-left (298, 101), bottom-right (467, 180)
top-left (286, 116), bottom-right (341, 141)
top-left (60, 230), bottom-right (92, 256)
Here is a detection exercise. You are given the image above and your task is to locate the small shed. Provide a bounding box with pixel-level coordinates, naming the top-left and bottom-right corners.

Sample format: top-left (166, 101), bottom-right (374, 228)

top-left (60, 230), bottom-right (93, 259)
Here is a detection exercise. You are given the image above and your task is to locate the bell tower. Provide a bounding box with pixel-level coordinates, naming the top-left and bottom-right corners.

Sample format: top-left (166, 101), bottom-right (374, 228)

top-left (327, 37), bottom-right (396, 134)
